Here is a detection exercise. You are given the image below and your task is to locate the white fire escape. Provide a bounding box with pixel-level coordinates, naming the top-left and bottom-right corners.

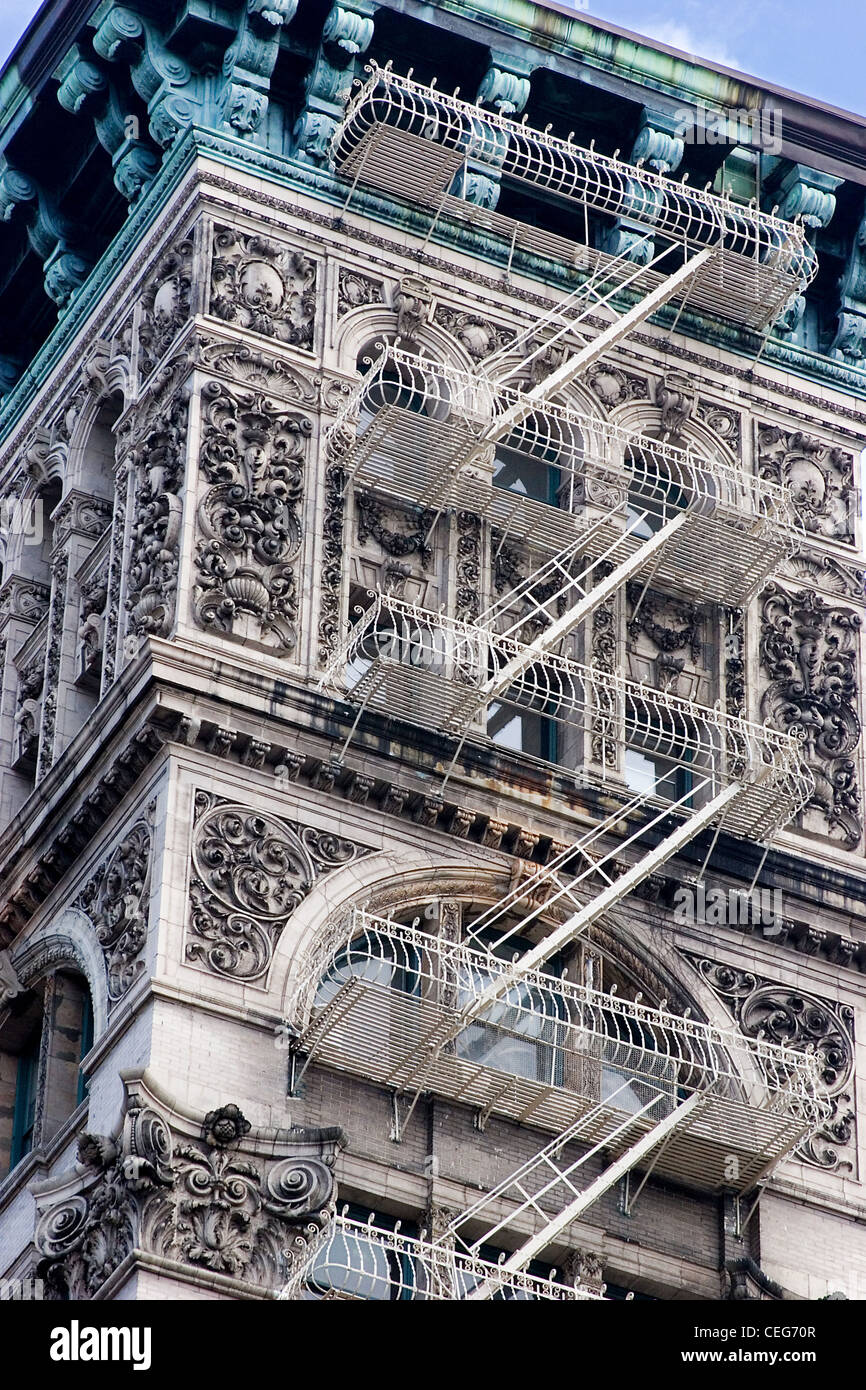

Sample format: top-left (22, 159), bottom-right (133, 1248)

top-left (285, 68), bottom-right (824, 1301)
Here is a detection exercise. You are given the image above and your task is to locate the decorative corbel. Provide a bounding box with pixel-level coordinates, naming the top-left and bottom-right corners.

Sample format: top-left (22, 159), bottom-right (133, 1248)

top-left (218, 0), bottom-right (299, 140)
top-left (54, 46), bottom-right (160, 206)
top-left (90, 0), bottom-right (203, 149)
top-left (294, 1), bottom-right (375, 164)
top-left (0, 159), bottom-right (93, 311)
top-left (607, 108), bottom-right (683, 263)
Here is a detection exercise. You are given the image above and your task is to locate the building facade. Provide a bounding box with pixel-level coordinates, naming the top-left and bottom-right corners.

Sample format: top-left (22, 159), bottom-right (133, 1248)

top-left (0, 0), bottom-right (864, 1302)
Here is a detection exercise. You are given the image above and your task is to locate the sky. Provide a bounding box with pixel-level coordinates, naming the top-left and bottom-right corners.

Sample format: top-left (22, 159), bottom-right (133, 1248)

top-left (0, 0), bottom-right (863, 116)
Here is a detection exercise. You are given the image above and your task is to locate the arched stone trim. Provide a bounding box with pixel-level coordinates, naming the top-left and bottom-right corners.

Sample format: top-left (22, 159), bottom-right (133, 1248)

top-left (10, 906), bottom-right (108, 1036)
top-left (610, 399), bottom-right (740, 472)
top-left (275, 856), bottom-right (771, 1107)
top-left (272, 847), bottom-right (508, 1022)
top-left (332, 303), bottom-right (477, 378)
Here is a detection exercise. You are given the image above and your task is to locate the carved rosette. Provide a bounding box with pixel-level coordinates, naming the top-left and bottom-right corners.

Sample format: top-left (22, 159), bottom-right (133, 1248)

top-left (35, 1076), bottom-right (343, 1299)
top-left (125, 396), bottom-right (188, 652)
top-left (759, 583), bottom-right (862, 848)
top-left (138, 237), bottom-right (193, 382)
top-left (75, 812), bottom-right (153, 1003)
top-left (210, 227), bottom-right (317, 350)
top-left (691, 959), bottom-right (856, 1173)
top-left (757, 425), bottom-right (855, 545)
top-left (193, 381), bottom-right (311, 654)
top-left (186, 792), bottom-right (369, 981)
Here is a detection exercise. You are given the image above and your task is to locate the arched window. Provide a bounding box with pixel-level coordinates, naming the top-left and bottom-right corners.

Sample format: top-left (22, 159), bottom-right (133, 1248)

top-left (0, 968), bottom-right (94, 1178)
top-left (455, 931), bottom-right (567, 1085)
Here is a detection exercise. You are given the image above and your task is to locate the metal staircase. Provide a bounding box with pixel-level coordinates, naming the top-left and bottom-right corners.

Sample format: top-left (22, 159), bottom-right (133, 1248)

top-left (285, 65), bottom-right (829, 1301)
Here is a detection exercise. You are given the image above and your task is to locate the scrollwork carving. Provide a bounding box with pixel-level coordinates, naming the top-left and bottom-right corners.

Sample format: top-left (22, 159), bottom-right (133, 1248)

top-left (757, 425), bottom-right (855, 545)
top-left (35, 1077), bottom-right (342, 1299)
top-left (759, 584), bottom-right (862, 848)
top-left (210, 226), bottom-right (317, 350)
top-left (139, 237), bottom-right (193, 382)
top-left (193, 381), bottom-right (311, 654)
top-left (186, 792), bottom-right (369, 980)
top-left (75, 814), bottom-right (153, 1003)
top-left (691, 958), bottom-right (856, 1173)
top-left (125, 396), bottom-right (187, 651)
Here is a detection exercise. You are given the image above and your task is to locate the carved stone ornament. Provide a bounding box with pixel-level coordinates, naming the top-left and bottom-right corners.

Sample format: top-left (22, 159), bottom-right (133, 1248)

top-left (198, 338), bottom-right (319, 403)
top-left (626, 584), bottom-right (702, 693)
top-left (125, 395), bottom-right (187, 652)
top-left (757, 425), bottom-right (856, 545)
top-left (590, 566), bottom-right (618, 768)
top-left (138, 237), bottom-right (194, 382)
top-left (654, 373), bottom-right (694, 438)
top-left (356, 493), bottom-right (435, 570)
top-left (34, 1072), bottom-right (343, 1299)
top-left (432, 304), bottom-right (515, 362)
top-left (318, 428), bottom-right (348, 666)
top-left (210, 226), bottom-right (317, 350)
top-left (36, 551), bottom-right (69, 780)
top-left (193, 381), bottom-right (311, 654)
top-left (75, 811), bottom-right (153, 1004)
top-left (586, 364), bottom-right (649, 411)
top-left (392, 275), bottom-right (431, 345)
top-left (186, 791), bottom-right (370, 981)
top-left (337, 267), bottom-right (384, 318)
top-left (690, 958), bottom-right (856, 1173)
top-left (759, 583), bottom-right (862, 848)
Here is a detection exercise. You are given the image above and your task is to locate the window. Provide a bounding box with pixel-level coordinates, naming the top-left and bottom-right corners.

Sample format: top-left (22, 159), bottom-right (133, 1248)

top-left (76, 991), bottom-right (94, 1107)
top-left (488, 696), bottom-right (557, 762)
top-left (0, 970), bottom-right (94, 1178)
top-left (493, 443), bottom-right (560, 506)
top-left (625, 444), bottom-right (686, 539)
top-left (456, 933), bottom-right (567, 1086)
top-left (10, 1027), bottom-right (40, 1168)
top-left (624, 698), bottom-right (695, 806)
top-left (304, 1206), bottom-right (419, 1301)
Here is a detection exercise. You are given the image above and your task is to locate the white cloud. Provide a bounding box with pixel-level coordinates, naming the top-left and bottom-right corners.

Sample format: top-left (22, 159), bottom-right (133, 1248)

top-left (639, 19), bottom-right (741, 69)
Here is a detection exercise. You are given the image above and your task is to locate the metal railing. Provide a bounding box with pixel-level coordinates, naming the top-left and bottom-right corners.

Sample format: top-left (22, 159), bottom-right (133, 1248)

top-left (335, 345), bottom-right (809, 539)
top-left (280, 1211), bottom-right (602, 1300)
top-left (323, 591), bottom-right (814, 838)
top-left (334, 66), bottom-right (815, 298)
top-left (292, 911), bottom-right (825, 1129)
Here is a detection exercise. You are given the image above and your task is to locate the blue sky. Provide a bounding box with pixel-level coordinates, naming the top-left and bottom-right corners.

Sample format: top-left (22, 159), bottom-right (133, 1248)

top-left (0, 0), bottom-right (863, 115)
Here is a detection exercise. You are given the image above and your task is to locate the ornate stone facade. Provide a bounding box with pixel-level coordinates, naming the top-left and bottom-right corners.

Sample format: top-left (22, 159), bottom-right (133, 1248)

top-left (210, 227), bottom-right (317, 351)
top-left (186, 792), bottom-right (370, 980)
top-left (759, 583), bottom-right (862, 847)
top-left (35, 1074), bottom-right (343, 1298)
top-left (691, 958), bottom-right (856, 1174)
top-left (193, 382), bottom-right (311, 655)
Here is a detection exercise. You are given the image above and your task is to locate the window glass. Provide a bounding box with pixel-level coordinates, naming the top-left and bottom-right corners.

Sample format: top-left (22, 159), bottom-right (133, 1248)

top-left (10, 1031), bottom-right (40, 1167)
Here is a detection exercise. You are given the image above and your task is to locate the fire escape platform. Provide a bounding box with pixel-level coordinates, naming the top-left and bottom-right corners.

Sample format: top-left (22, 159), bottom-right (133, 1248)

top-left (299, 978), bottom-right (811, 1195)
top-left (341, 397), bottom-right (800, 608)
top-left (335, 74), bottom-right (814, 331)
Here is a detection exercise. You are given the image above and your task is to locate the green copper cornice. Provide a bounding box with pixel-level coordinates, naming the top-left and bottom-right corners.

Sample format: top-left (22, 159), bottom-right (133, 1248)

top-left (1, 120), bottom-right (865, 456)
top-left (427, 0), bottom-right (758, 113)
